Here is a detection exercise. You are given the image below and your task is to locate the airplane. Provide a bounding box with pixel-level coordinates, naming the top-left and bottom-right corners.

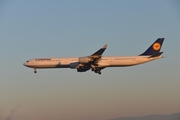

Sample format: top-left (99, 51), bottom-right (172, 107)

top-left (23, 38), bottom-right (164, 75)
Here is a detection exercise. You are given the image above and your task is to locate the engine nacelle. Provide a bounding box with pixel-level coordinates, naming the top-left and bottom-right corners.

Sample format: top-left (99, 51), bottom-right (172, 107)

top-left (69, 62), bottom-right (79, 69)
top-left (78, 57), bottom-right (91, 64)
top-left (77, 68), bottom-right (90, 72)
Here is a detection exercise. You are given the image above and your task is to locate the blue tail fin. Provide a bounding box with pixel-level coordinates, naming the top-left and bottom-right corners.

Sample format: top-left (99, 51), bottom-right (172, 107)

top-left (140, 38), bottom-right (164, 56)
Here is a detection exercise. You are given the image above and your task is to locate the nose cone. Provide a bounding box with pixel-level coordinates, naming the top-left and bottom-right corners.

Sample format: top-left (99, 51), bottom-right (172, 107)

top-left (23, 62), bottom-right (27, 66)
top-left (23, 60), bottom-right (30, 67)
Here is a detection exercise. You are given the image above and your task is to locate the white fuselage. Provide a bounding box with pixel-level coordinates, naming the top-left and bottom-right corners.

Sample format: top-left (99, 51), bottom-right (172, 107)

top-left (23, 56), bottom-right (162, 69)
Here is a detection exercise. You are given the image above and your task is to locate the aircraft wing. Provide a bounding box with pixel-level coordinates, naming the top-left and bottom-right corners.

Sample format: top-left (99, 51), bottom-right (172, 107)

top-left (89, 44), bottom-right (107, 65)
top-left (89, 44), bottom-right (108, 74)
top-left (91, 44), bottom-right (107, 57)
top-left (77, 44), bottom-right (108, 74)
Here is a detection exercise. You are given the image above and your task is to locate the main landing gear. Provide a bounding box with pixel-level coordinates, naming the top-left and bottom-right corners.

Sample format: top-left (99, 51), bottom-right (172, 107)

top-left (34, 68), bottom-right (37, 73)
top-left (91, 68), bottom-right (101, 75)
top-left (96, 71), bottom-right (101, 75)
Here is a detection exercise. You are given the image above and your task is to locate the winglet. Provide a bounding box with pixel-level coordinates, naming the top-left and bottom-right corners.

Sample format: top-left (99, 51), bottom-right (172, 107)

top-left (103, 44), bottom-right (107, 49)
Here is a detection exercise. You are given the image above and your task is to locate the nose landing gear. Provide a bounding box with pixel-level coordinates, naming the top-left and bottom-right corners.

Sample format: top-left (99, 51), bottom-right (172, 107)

top-left (34, 68), bottom-right (37, 73)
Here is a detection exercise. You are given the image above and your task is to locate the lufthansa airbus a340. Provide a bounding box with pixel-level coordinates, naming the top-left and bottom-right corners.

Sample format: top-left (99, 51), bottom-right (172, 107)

top-left (24, 38), bottom-right (164, 74)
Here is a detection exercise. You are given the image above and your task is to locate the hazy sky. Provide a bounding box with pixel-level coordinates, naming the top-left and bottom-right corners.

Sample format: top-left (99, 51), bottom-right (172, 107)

top-left (0, 0), bottom-right (180, 120)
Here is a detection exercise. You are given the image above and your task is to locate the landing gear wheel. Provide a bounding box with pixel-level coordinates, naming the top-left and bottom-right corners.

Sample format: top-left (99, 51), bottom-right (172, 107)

top-left (92, 67), bottom-right (102, 75)
top-left (94, 70), bottom-right (101, 75)
top-left (34, 68), bottom-right (37, 73)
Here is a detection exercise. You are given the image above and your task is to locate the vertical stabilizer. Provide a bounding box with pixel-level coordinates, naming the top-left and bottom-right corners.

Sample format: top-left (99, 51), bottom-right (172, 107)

top-left (140, 38), bottom-right (164, 56)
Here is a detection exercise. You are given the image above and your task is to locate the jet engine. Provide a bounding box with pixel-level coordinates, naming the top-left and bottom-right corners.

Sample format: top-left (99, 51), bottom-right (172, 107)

top-left (69, 62), bottom-right (79, 69)
top-left (77, 67), bottom-right (90, 72)
top-left (78, 57), bottom-right (92, 64)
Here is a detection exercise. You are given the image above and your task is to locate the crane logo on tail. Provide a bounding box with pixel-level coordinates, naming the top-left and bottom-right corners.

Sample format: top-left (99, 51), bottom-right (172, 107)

top-left (153, 42), bottom-right (161, 51)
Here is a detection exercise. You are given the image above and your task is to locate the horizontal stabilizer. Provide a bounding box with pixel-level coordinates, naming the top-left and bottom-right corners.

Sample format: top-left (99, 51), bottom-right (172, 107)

top-left (149, 52), bottom-right (163, 58)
